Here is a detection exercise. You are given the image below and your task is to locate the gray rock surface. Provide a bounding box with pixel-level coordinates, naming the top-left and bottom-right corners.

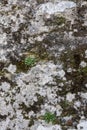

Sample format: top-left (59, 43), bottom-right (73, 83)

top-left (0, 0), bottom-right (87, 130)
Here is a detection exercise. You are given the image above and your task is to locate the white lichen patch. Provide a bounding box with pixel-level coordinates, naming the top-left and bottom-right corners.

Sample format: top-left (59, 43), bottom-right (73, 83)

top-left (81, 92), bottom-right (87, 100)
top-left (37, 124), bottom-right (62, 130)
top-left (85, 50), bottom-right (87, 58)
top-left (37, 1), bottom-right (76, 15)
top-left (66, 92), bottom-right (75, 102)
top-left (57, 70), bottom-right (65, 78)
top-left (15, 62), bottom-right (59, 105)
top-left (80, 61), bottom-right (87, 68)
top-left (0, 33), bottom-right (7, 45)
top-left (0, 49), bottom-right (7, 61)
top-left (6, 64), bottom-right (17, 74)
top-left (0, 82), bottom-right (10, 92)
top-left (77, 120), bottom-right (87, 130)
top-left (0, 0), bottom-right (87, 130)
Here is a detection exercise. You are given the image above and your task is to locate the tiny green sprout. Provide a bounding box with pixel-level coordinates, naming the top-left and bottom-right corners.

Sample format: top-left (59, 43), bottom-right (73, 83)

top-left (43, 112), bottom-right (56, 124)
top-left (24, 56), bottom-right (36, 66)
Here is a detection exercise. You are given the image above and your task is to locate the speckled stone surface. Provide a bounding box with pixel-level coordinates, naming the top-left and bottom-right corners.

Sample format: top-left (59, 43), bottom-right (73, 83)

top-left (0, 0), bottom-right (87, 130)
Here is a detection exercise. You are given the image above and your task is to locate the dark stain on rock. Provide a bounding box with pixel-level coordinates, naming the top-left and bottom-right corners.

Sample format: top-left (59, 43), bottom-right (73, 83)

top-left (73, 53), bottom-right (81, 68)
top-left (60, 44), bottom-right (87, 93)
top-left (0, 62), bottom-right (5, 70)
top-left (0, 114), bottom-right (7, 120)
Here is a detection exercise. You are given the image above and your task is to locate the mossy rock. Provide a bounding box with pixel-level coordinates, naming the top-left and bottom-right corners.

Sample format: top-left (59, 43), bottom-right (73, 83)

top-left (45, 16), bottom-right (66, 26)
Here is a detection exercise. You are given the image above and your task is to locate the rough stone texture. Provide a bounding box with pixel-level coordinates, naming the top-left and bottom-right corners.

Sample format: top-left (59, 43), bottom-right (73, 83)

top-left (0, 0), bottom-right (87, 130)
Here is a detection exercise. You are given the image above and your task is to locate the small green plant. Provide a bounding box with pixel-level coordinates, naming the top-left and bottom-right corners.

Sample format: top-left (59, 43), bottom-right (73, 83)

top-left (56, 17), bottom-right (66, 25)
top-left (43, 112), bottom-right (56, 123)
top-left (24, 56), bottom-right (36, 66)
